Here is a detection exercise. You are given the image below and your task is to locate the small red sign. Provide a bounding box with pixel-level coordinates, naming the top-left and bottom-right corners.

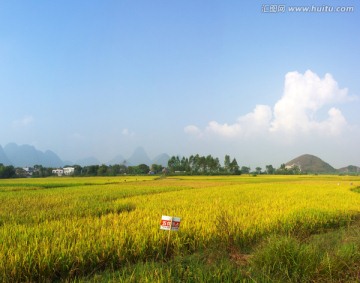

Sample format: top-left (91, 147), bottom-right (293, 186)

top-left (160, 215), bottom-right (181, 231)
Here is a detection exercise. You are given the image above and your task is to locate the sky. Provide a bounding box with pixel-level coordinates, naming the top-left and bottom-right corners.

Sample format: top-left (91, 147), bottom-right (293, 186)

top-left (1, 0), bottom-right (359, 169)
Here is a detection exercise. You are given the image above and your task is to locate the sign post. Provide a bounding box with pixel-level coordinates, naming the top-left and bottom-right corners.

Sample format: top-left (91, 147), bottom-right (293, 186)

top-left (160, 215), bottom-right (181, 256)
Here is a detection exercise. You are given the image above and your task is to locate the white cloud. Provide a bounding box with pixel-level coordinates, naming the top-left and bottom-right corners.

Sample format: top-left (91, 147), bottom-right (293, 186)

top-left (184, 125), bottom-right (202, 137)
top-left (185, 70), bottom-right (355, 140)
top-left (12, 115), bottom-right (34, 127)
top-left (205, 105), bottom-right (272, 138)
top-left (316, 107), bottom-right (347, 136)
top-left (270, 70), bottom-right (352, 135)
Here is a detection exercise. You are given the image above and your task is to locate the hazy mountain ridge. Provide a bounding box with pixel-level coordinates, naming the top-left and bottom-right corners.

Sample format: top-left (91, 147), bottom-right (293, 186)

top-left (0, 143), bottom-right (357, 172)
top-left (0, 145), bottom-right (11, 165)
top-left (106, 149), bottom-right (170, 167)
top-left (127, 147), bottom-right (152, 166)
top-left (152, 153), bottom-right (171, 167)
top-left (1, 143), bottom-right (64, 167)
top-left (0, 144), bottom-right (170, 167)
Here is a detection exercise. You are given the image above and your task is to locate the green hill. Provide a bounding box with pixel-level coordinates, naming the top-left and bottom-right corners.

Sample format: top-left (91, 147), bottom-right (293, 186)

top-left (286, 154), bottom-right (336, 174)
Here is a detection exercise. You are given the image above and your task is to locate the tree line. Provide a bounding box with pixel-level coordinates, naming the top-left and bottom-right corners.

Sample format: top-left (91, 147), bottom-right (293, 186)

top-left (0, 164), bottom-right (16, 178)
top-left (0, 155), bottom-right (302, 179)
top-left (0, 163), bottom-right (161, 178)
top-left (166, 154), bottom-right (301, 175)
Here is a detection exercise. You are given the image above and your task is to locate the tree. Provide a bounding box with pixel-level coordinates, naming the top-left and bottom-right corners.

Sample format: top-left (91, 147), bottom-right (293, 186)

top-left (138, 164), bottom-right (150, 174)
top-left (97, 164), bottom-right (108, 176)
top-left (255, 167), bottom-right (262, 175)
top-left (180, 157), bottom-right (189, 172)
top-left (167, 156), bottom-right (181, 173)
top-left (265, 165), bottom-right (275, 174)
top-left (224, 155), bottom-right (231, 173)
top-left (73, 165), bottom-right (82, 176)
top-left (32, 165), bottom-right (52, 177)
top-left (119, 164), bottom-right (127, 174)
top-left (241, 166), bottom-right (250, 174)
top-left (107, 164), bottom-right (120, 176)
top-left (290, 165), bottom-right (301, 175)
top-left (151, 164), bottom-right (163, 174)
top-left (127, 166), bottom-right (136, 174)
top-left (275, 164), bottom-right (287, 175)
top-left (212, 157), bottom-right (221, 174)
top-left (84, 165), bottom-right (99, 176)
top-left (230, 158), bottom-right (240, 174)
top-left (199, 156), bottom-right (207, 173)
top-left (189, 154), bottom-right (200, 174)
top-left (0, 164), bottom-right (16, 178)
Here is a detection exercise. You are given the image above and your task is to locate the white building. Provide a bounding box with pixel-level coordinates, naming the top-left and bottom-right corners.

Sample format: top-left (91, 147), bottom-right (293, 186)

top-left (52, 169), bottom-right (64, 176)
top-left (22, 167), bottom-right (34, 176)
top-left (285, 163), bottom-right (302, 171)
top-left (63, 167), bottom-right (75, 175)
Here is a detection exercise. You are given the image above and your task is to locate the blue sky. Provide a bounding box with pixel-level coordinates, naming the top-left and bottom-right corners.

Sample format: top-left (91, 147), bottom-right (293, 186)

top-left (1, 0), bottom-right (359, 168)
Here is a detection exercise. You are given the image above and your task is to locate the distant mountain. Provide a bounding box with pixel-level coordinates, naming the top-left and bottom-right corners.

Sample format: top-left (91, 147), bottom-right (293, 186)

top-left (3, 143), bottom-right (63, 167)
top-left (106, 150), bottom-right (169, 167)
top-left (107, 154), bottom-right (126, 165)
top-left (338, 165), bottom-right (360, 174)
top-left (75, 157), bottom-right (101, 166)
top-left (43, 150), bottom-right (64, 167)
top-left (0, 143), bottom-right (170, 168)
top-left (286, 154), bottom-right (336, 174)
top-left (152, 153), bottom-right (170, 167)
top-left (0, 145), bottom-right (11, 165)
top-left (127, 147), bottom-right (152, 166)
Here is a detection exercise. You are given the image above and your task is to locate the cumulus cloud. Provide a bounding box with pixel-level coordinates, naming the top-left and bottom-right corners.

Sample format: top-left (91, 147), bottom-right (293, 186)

top-left (270, 70), bottom-right (351, 135)
top-left (205, 105), bottom-right (272, 138)
top-left (12, 115), bottom-right (34, 127)
top-left (185, 70), bottom-right (355, 139)
top-left (316, 107), bottom-right (347, 136)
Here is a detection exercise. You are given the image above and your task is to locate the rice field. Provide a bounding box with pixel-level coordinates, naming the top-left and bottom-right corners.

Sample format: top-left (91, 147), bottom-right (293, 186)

top-left (1, 175), bottom-right (360, 282)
